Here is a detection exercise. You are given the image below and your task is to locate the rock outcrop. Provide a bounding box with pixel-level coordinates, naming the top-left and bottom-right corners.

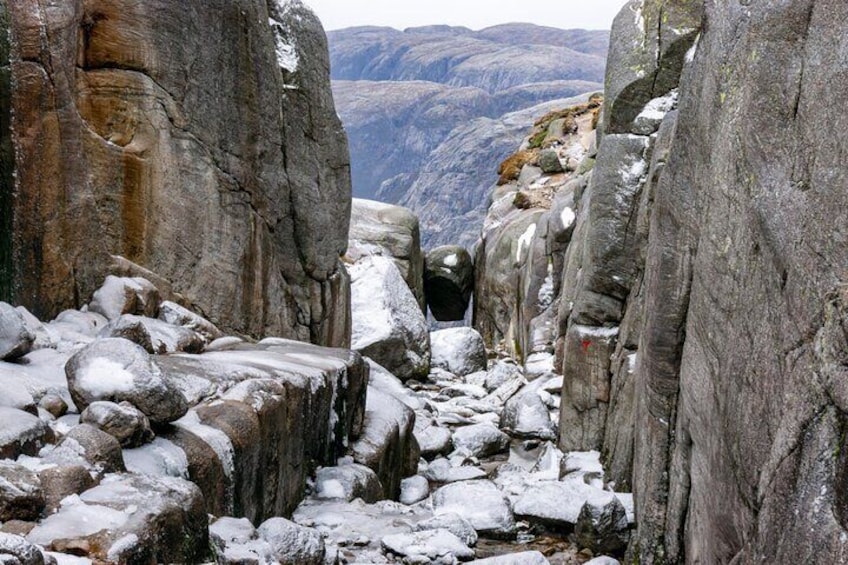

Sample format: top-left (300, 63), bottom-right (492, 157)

top-left (474, 0), bottom-right (848, 562)
top-left (0, 0), bottom-right (351, 346)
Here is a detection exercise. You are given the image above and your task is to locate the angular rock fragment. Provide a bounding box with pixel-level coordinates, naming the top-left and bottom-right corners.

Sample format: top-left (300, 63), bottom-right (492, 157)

top-left (399, 475), bottom-right (430, 505)
top-left (501, 391), bottom-right (557, 441)
top-left (257, 517), bottom-right (325, 565)
top-left (314, 463), bottom-right (383, 503)
top-left (451, 423), bottom-right (509, 458)
top-left (88, 277), bottom-right (161, 321)
top-left (80, 401), bottom-right (154, 448)
top-left (414, 513), bottom-right (478, 547)
top-left (575, 491), bottom-right (629, 555)
top-left (0, 408), bottom-right (53, 460)
top-left (0, 463), bottom-right (43, 523)
top-left (99, 315), bottom-right (205, 355)
top-left (0, 304), bottom-right (34, 361)
top-left (432, 480), bottom-right (515, 538)
top-left (381, 529), bottom-right (474, 562)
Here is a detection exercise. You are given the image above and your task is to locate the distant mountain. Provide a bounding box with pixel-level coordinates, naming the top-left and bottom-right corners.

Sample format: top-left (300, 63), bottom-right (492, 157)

top-left (327, 23), bottom-right (608, 247)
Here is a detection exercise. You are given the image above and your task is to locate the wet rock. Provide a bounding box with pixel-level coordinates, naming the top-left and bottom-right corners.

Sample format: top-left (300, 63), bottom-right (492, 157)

top-left (257, 517), bottom-right (325, 565)
top-left (414, 514), bottom-right (478, 547)
top-left (314, 464), bottom-right (383, 503)
top-left (28, 474), bottom-right (208, 563)
top-left (451, 424), bottom-right (509, 458)
top-left (65, 338), bottom-right (188, 424)
top-left (157, 301), bottom-right (223, 342)
top-left (0, 408), bottom-right (53, 460)
top-left (501, 391), bottom-right (557, 441)
top-left (88, 276), bottom-right (161, 321)
top-left (0, 304), bottom-right (34, 361)
top-left (99, 315), bottom-right (205, 355)
top-left (36, 466), bottom-right (95, 514)
top-left (350, 256), bottom-right (430, 381)
top-left (46, 424), bottom-right (125, 474)
top-left (399, 475), bottom-right (430, 505)
top-left (424, 246), bottom-right (474, 321)
top-left (80, 401), bottom-right (154, 448)
top-left (415, 426), bottom-right (453, 460)
top-left (381, 529), bottom-right (474, 562)
top-left (575, 491), bottom-right (629, 555)
top-left (430, 328), bottom-right (487, 377)
top-left (0, 534), bottom-right (43, 565)
top-left (0, 463), bottom-right (43, 523)
top-left (350, 387), bottom-right (419, 499)
top-left (468, 551), bottom-right (550, 565)
top-left (349, 198), bottom-right (426, 311)
top-left (432, 480), bottom-right (515, 538)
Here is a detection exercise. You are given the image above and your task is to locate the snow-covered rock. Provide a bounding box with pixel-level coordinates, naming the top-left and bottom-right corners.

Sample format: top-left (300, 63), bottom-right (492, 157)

top-left (430, 328), bottom-right (488, 377)
top-left (467, 551), bottom-right (550, 565)
top-left (483, 361), bottom-right (522, 392)
top-left (432, 480), bottom-right (515, 538)
top-left (157, 301), bottom-right (222, 342)
top-left (45, 424), bottom-right (126, 475)
top-left (451, 423), bottom-right (509, 458)
top-left (421, 458), bottom-right (488, 484)
top-left (350, 256), bottom-right (430, 381)
top-left (87, 276), bottom-right (160, 321)
top-left (257, 517), bottom-right (325, 565)
top-left (99, 315), bottom-right (205, 354)
top-left (415, 425), bottom-right (453, 460)
top-left (0, 462), bottom-right (43, 522)
top-left (366, 359), bottom-right (425, 410)
top-left (584, 557), bottom-right (622, 565)
top-left (80, 401), bottom-right (154, 448)
top-left (210, 516), bottom-right (277, 565)
top-left (512, 479), bottom-right (599, 526)
top-left (65, 338), bottom-right (188, 424)
top-left (414, 513), bottom-right (478, 547)
top-left (0, 407), bottom-right (53, 460)
top-left (381, 528), bottom-right (474, 562)
top-left (500, 391), bottom-right (557, 440)
top-left (0, 302), bottom-right (35, 360)
top-left (314, 463), bottom-right (383, 503)
top-left (0, 533), bottom-right (46, 565)
top-left (399, 475), bottom-right (430, 505)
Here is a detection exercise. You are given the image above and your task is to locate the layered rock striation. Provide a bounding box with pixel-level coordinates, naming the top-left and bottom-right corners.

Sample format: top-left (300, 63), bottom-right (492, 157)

top-left (0, 0), bottom-right (351, 345)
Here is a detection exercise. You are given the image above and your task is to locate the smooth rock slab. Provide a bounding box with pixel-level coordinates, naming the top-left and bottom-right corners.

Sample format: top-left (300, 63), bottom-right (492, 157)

top-left (432, 480), bottom-right (515, 538)
top-left (257, 517), bottom-right (325, 565)
top-left (0, 304), bottom-right (34, 361)
top-left (451, 424), bottom-right (509, 458)
top-left (27, 473), bottom-right (208, 563)
top-left (65, 338), bottom-right (188, 425)
top-left (430, 328), bottom-right (488, 377)
top-left (381, 529), bottom-right (474, 562)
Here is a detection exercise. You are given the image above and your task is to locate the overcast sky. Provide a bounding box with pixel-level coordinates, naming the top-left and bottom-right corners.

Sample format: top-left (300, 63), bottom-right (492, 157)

top-left (304, 0), bottom-right (630, 32)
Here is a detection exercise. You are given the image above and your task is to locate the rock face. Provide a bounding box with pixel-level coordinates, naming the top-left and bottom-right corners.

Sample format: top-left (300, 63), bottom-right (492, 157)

top-left (473, 0), bottom-right (848, 563)
top-left (0, 0), bottom-right (351, 347)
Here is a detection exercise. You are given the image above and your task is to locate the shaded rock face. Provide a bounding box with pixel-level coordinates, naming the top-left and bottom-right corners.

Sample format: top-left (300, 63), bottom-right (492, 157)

top-left (0, 0), bottom-right (351, 346)
top-left (424, 246), bottom-right (474, 321)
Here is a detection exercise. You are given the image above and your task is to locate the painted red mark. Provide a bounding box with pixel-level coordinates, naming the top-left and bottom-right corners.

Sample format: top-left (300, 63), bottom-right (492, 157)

top-left (581, 340), bottom-right (592, 353)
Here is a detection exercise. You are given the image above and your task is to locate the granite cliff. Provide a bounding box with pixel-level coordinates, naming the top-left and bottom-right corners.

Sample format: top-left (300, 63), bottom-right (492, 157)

top-left (474, 0), bottom-right (848, 562)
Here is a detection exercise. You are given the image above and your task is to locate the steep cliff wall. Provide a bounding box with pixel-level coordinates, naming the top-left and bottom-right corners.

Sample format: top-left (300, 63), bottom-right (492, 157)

top-left (0, 0), bottom-right (351, 346)
top-left (475, 0), bottom-right (848, 562)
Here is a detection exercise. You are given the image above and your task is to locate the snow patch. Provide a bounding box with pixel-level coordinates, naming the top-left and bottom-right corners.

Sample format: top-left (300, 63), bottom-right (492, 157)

top-left (574, 325), bottom-right (620, 339)
top-left (560, 207), bottom-right (576, 230)
top-left (76, 358), bottom-right (136, 397)
top-left (516, 223), bottom-right (537, 263)
top-left (636, 90), bottom-right (679, 122)
top-left (269, 18), bottom-right (299, 73)
top-left (442, 254), bottom-right (458, 267)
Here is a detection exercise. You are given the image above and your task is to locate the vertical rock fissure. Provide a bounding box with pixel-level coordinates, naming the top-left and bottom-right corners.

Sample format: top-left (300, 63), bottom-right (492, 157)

top-left (0, 0), bottom-right (11, 302)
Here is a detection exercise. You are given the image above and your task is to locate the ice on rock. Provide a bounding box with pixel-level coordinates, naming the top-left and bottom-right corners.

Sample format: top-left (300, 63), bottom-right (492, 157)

top-left (27, 495), bottom-right (130, 545)
top-left (381, 528), bottom-right (474, 562)
top-left (432, 480), bottom-right (515, 538)
top-left (0, 408), bottom-right (52, 460)
top-left (123, 437), bottom-right (189, 479)
top-left (88, 276), bottom-right (160, 321)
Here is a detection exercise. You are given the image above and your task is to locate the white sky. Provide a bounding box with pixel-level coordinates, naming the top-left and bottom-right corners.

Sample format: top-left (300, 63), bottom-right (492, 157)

top-left (304, 0), bottom-right (630, 32)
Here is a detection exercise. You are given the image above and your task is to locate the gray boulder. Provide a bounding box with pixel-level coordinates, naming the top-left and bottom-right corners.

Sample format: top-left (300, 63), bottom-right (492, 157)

top-left (350, 256), bottom-right (430, 381)
top-left (381, 529), bottom-right (474, 562)
top-left (0, 303), bottom-right (34, 361)
top-left (414, 513), bottom-right (478, 547)
top-left (0, 534), bottom-right (43, 565)
top-left (157, 301), bottom-right (223, 342)
top-left (46, 424), bottom-right (126, 474)
top-left (430, 328), bottom-right (488, 377)
top-left (451, 423), bottom-right (509, 458)
top-left (0, 463), bottom-right (43, 523)
top-left (432, 480), bottom-right (515, 538)
top-left (424, 245), bottom-right (474, 321)
top-left (538, 148), bottom-right (564, 174)
top-left (257, 517), bottom-right (325, 565)
top-left (65, 338), bottom-right (188, 424)
top-left (37, 465), bottom-right (95, 513)
top-left (0, 408), bottom-right (53, 460)
top-left (99, 315), bottom-right (205, 354)
top-left (349, 198), bottom-right (426, 311)
top-left (501, 390), bottom-right (557, 441)
top-left (415, 425), bottom-right (453, 460)
top-left (210, 516), bottom-right (277, 565)
top-left (314, 463), bottom-right (383, 503)
top-left (575, 492), bottom-right (629, 555)
top-left (80, 401), bottom-right (154, 448)
top-left (399, 475), bottom-right (430, 505)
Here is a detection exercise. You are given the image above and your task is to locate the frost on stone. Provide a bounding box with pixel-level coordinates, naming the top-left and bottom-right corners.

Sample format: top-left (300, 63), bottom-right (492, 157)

top-left (268, 1), bottom-right (300, 75)
top-left (516, 223), bottom-right (537, 263)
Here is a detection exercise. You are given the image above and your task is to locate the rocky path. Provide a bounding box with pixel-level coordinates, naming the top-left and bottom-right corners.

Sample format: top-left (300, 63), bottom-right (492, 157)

top-left (274, 328), bottom-right (633, 565)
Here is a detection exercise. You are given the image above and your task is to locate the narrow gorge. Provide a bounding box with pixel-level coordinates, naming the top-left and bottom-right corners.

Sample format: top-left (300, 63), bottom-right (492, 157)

top-left (0, 1), bottom-right (845, 564)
